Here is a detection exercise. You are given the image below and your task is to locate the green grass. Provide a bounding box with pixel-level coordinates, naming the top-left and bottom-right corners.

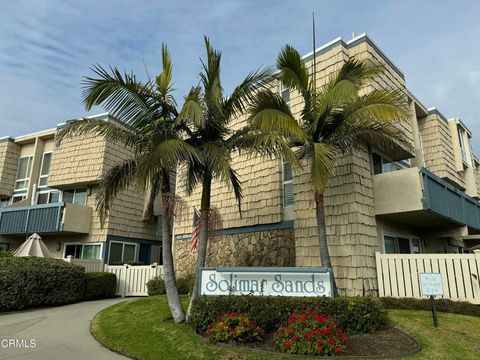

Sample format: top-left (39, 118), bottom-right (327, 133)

top-left (91, 296), bottom-right (480, 360)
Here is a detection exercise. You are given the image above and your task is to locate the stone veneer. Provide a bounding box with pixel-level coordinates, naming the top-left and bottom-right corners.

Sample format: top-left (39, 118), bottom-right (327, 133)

top-left (174, 229), bottom-right (295, 277)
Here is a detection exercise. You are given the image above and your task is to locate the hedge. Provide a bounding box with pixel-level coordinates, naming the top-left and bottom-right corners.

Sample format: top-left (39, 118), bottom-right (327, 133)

top-left (84, 272), bottom-right (117, 300)
top-left (191, 295), bottom-right (387, 335)
top-left (381, 297), bottom-right (480, 317)
top-left (0, 257), bottom-right (85, 312)
top-left (147, 274), bottom-right (194, 296)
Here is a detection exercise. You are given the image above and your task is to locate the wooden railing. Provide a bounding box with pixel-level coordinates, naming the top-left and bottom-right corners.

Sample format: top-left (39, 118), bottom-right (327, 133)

top-left (375, 251), bottom-right (480, 304)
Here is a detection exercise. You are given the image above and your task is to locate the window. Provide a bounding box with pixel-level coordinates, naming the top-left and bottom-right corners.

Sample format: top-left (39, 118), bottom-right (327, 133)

top-left (383, 234), bottom-right (422, 254)
top-left (0, 198), bottom-right (10, 208)
top-left (0, 243), bottom-right (9, 252)
top-left (12, 194), bottom-right (26, 203)
top-left (38, 152), bottom-right (52, 187)
top-left (15, 156), bottom-right (33, 190)
top-left (64, 243), bottom-right (102, 260)
top-left (62, 188), bottom-right (87, 205)
top-left (372, 152), bottom-right (410, 175)
top-left (37, 190), bottom-right (60, 204)
top-left (282, 161), bottom-right (294, 207)
top-left (280, 81), bottom-right (290, 105)
top-left (108, 242), bottom-right (137, 264)
top-left (457, 127), bottom-right (467, 163)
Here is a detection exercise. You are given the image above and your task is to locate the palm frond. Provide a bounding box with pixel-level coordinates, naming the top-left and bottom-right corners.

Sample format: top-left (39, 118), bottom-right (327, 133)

top-left (177, 86), bottom-right (205, 127)
top-left (82, 65), bottom-right (160, 129)
top-left (249, 90), bottom-right (307, 142)
top-left (277, 44), bottom-right (310, 94)
top-left (156, 43), bottom-right (176, 107)
top-left (96, 159), bottom-right (139, 225)
top-left (223, 67), bottom-right (273, 118)
top-left (55, 118), bottom-right (140, 148)
top-left (310, 142), bottom-right (337, 193)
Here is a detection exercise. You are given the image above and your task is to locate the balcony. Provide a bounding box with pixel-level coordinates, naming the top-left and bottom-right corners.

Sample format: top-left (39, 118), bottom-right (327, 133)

top-left (0, 202), bottom-right (92, 235)
top-left (373, 167), bottom-right (480, 231)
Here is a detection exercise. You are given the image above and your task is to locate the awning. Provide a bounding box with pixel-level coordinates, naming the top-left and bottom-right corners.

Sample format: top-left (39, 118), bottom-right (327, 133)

top-left (13, 233), bottom-right (51, 258)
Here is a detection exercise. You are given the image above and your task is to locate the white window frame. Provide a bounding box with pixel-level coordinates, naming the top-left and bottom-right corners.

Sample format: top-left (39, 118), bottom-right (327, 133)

top-left (63, 242), bottom-right (103, 260)
top-left (282, 160), bottom-right (294, 220)
top-left (11, 194), bottom-right (26, 204)
top-left (38, 152), bottom-right (52, 188)
top-left (0, 198), bottom-right (10, 208)
top-left (382, 232), bottom-right (423, 254)
top-left (15, 156), bottom-right (33, 191)
top-left (108, 241), bottom-right (138, 264)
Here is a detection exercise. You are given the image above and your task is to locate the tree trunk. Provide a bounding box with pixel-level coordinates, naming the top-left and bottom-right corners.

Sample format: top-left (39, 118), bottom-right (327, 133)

top-left (186, 173), bottom-right (212, 322)
top-left (161, 176), bottom-right (185, 323)
top-left (316, 192), bottom-right (338, 297)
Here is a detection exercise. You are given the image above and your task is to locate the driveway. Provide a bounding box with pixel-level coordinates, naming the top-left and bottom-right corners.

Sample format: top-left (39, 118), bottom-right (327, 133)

top-left (0, 298), bottom-right (131, 360)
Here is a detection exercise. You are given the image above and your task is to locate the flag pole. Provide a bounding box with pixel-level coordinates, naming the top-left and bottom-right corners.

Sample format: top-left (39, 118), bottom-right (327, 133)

top-left (312, 11), bottom-right (317, 93)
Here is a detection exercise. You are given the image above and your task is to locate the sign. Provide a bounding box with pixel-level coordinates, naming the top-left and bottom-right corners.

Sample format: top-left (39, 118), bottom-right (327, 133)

top-left (199, 267), bottom-right (332, 297)
top-left (419, 273), bottom-right (443, 296)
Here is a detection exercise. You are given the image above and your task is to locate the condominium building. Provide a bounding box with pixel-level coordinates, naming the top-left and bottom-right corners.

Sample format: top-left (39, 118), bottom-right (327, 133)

top-left (0, 114), bottom-right (161, 265)
top-left (173, 33), bottom-right (480, 295)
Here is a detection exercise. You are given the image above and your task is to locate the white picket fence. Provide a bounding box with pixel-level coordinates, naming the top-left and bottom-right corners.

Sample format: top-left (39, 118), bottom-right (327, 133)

top-left (375, 251), bottom-right (480, 304)
top-left (63, 257), bottom-right (163, 297)
top-left (105, 264), bottom-right (163, 297)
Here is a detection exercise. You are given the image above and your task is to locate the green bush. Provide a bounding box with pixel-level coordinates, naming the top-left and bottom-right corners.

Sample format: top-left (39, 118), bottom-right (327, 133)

top-left (147, 276), bottom-right (166, 296)
top-left (206, 312), bottom-right (263, 344)
top-left (84, 272), bottom-right (117, 300)
top-left (191, 295), bottom-right (387, 335)
top-left (0, 251), bottom-right (13, 258)
top-left (381, 297), bottom-right (480, 317)
top-left (177, 273), bottom-right (195, 295)
top-left (0, 257), bottom-right (85, 312)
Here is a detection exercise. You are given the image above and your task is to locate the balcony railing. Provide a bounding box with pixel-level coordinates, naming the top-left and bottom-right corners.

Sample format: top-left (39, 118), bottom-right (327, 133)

top-left (0, 202), bottom-right (92, 235)
top-left (373, 167), bottom-right (480, 231)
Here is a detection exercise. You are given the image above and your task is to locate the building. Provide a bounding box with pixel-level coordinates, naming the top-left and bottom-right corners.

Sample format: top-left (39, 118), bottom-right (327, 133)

top-left (0, 113), bottom-right (161, 265)
top-left (173, 33), bottom-right (480, 296)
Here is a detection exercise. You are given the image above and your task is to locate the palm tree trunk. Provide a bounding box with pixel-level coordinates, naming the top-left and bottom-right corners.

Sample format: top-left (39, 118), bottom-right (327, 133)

top-left (315, 192), bottom-right (338, 297)
top-left (186, 173), bottom-right (212, 322)
top-left (161, 176), bottom-right (185, 323)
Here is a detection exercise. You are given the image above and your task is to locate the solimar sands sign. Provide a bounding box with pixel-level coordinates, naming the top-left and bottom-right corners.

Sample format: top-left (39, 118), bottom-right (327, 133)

top-left (200, 267), bottom-right (333, 297)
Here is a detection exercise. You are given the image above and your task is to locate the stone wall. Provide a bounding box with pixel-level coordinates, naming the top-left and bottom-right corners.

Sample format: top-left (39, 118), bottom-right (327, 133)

top-left (174, 229), bottom-right (295, 277)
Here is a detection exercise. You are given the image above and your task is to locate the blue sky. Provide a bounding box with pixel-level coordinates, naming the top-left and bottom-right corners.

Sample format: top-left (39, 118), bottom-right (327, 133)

top-left (1, 0), bottom-right (479, 149)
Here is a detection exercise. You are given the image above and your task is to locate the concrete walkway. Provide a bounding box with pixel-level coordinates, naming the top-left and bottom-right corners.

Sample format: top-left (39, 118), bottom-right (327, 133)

top-left (0, 298), bottom-right (131, 360)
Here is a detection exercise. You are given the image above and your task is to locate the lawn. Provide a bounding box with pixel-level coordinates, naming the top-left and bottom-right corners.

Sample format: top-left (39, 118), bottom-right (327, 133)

top-left (91, 296), bottom-right (480, 360)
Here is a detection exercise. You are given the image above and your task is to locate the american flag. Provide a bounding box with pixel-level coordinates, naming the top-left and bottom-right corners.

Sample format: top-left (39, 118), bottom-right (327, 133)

top-left (191, 208), bottom-right (200, 253)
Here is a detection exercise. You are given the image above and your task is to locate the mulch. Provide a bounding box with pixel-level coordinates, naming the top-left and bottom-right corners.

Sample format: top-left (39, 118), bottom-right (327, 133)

top-left (234, 327), bottom-right (420, 358)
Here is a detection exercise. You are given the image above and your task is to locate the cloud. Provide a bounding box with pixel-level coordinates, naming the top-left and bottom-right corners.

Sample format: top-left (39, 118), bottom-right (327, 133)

top-left (0, 0), bottom-right (479, 153)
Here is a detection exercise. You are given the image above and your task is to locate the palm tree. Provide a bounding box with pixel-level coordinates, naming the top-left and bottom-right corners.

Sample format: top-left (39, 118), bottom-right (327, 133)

top-left (249, 45), bottom-right (411, 295)
top-left (181, 38), bottom-right (302, 321)
top-left (56, 46), bottom-right (197, 323)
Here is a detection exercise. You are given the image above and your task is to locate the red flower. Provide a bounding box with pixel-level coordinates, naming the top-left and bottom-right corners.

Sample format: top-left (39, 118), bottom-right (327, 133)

top-left (334, 347), bottom-right (339, 353)
top-left (325, 327), bottom-right (331, 334)
top-left (230, 312), bottom-right (237, 317)
top-left (321, 316), bottom-right (327, 324)
top-left (292, 336), bottom-right (298, 342)
top-left (329, 337), bottom-right (335, 345)
top-left (314, 314), bottom-right (321, 321)
top-left (284, 340), bottom-right (291, 349)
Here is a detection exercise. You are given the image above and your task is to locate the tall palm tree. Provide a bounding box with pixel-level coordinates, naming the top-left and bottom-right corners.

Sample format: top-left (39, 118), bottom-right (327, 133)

top-left (56, 46), bottom-right (197, 323)
top-left (249, 45), bottom-right (411, 295)
top-left (181, 38), bottom-right (302, 320)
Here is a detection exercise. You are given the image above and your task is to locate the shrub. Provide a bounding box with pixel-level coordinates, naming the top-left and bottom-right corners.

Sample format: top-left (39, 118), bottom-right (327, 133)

top-left (381, 297), bottom-right (480, 317)
top-left (0, 251), bottom-right (13, 258)
top-left (0, 257), bottom-right (85, 312)
top-left (177, 273), bottom-right (195, 295)
top-left (191, 295), bottom-right (387, 335)
top-left (274, 309), bottom-right (347, 356)
top-left (206, 312), bottom-right (263, 343)
top-left (147, 276), bottom-right (166, 296)
top-left (84, 272), bottom-right (117, 300)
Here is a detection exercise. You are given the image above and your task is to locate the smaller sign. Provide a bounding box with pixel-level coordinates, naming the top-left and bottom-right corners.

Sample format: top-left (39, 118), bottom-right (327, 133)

top-left (419, 272), bottom-right (443, 296)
